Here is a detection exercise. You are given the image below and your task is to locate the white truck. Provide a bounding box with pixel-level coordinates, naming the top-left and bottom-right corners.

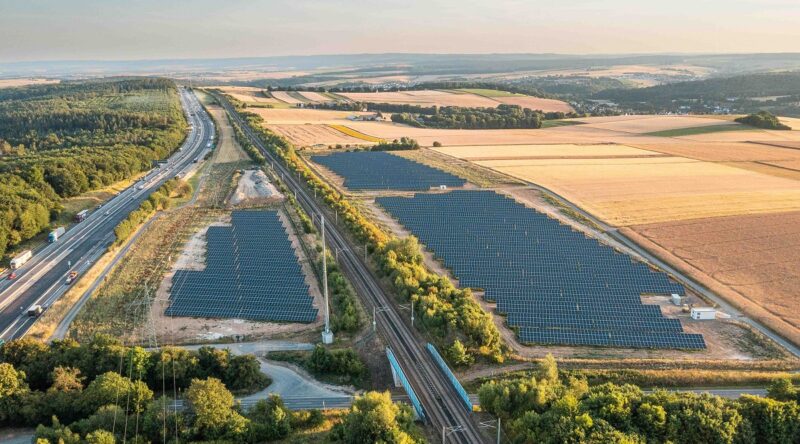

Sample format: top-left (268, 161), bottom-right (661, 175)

top-left (48, 226), bottom-right (66, 243)
top-left (10, 250), bottom-right (33, 269)
top-left (27, 304), bottom-right (44, 317)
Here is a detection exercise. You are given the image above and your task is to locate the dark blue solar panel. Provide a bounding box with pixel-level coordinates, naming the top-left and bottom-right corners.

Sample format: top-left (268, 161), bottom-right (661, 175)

top-left (311, 151), bottom-right (466, 191)
top-left (376, 190), bottom-right (705, 350)
top-left (165, 210), bottom-right (318, 323)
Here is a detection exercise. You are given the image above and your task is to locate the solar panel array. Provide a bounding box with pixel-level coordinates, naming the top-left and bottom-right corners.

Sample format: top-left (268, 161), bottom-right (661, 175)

top-left (165, 210), bottom-right (318, 323)
top-left (311, 151), bottom-right (466, 191)
top-left (377, 190), bottom-right (705, 350)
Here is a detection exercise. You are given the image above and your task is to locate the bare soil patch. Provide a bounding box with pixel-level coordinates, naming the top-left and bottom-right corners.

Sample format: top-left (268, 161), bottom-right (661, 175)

top-left (229, 169), bottom-right (282, 206)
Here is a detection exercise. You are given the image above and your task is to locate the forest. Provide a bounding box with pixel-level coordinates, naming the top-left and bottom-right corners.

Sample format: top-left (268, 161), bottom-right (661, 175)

top-left (0, 335), bottom-right (422, 443)
top-left (479, 355), bottom-right (800, 444)
top-left (594, 71), bottom-right (800, 115)
top-left (0, 78), bottom-right (186, 260)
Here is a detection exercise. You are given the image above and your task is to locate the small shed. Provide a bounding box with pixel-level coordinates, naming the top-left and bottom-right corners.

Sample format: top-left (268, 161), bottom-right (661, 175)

top-left (690, 307), bottom-right (716, 320)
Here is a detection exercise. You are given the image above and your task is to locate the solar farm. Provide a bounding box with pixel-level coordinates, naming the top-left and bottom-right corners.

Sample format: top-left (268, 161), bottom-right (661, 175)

top-left (311, 151), bottom-right (466, 191)
top-left (165, 210), bottom-right (318, 323)
top-left (377, 190), bottom-right (706, 350)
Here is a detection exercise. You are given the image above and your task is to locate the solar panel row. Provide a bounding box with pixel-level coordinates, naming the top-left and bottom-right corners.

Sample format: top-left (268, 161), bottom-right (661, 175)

top-left (376, 190), bottom-right (705, 350)
top-left (165, 210), bottom-right (318, 323)
top-left (311, 151), bottom-right (465, 191)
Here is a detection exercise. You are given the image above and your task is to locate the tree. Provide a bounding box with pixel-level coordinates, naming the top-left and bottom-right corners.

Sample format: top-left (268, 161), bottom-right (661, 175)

top-left (0, 363), bottom-right (26, 398)
top-left (85, 429), bottom-right (115, 444)
top-left (766, 377), bottom-right (797, 402)
top-left (537, 353), bottom-right (559, 384)
top-left (247, 394), bottom-right (292, 441)
top-left (225, 355), bottom-right (267, 392)
top-left (82, 371), bottom-right (152, 414)
top-left (185, 377), bottom-right (248, 440)
top-left (446, 339), bottom-right (473, 367)
top-left (196, 346), bottom-right (229, 379)
top-left (330, 391), bottom-right (418, 443)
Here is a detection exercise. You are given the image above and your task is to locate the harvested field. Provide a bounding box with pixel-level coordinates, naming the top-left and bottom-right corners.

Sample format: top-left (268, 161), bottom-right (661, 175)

top-left (575, 115), bottom-right (738, 134)
top-left (433, 143), bottom-right (664, 160)
top-left (478, 156), bottom-right (800, 225)
top-left (297, 91), bottom-right (330, 102)
top-left (0, 78), bottom-right (59, 88)
top-left (248, 108), bottom-right (372, 124)
top-left (628, 141), bottom-right (800, 162)
top-left (628, 211), bottom-right (800, 346)
top-left (674, 130), bottom-right (800, 143)
top-left (213, 86), bottom-right (285, 106)
top-left (339, 90), bottom-right (500, 108)
top-left (328, 125), bottom-right (385, 142)
top-left (265, 124), bottom-right (367, 147)
top-left (341, 121), bottom-right (621, 146)
top-left (270, 90), bottom-right (303, 104)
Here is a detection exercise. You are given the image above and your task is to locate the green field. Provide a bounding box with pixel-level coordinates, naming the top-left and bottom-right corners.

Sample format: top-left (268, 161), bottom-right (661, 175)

top-left (452, 87), bottom-right (524, 97)
top-left (541, 119), bottom-right (584, 128)
top-left (645, 123), bottom-right (754, 137)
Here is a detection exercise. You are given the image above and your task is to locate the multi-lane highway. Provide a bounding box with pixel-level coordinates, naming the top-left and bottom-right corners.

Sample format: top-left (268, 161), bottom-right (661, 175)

top-left (0, 87), bottom-right (214, 341)
top-left (217, 93), bottom-right (488, 444)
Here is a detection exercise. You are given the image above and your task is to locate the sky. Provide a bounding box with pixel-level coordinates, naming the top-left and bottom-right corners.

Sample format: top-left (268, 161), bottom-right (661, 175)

top-left (1, 0), bottom-right (799, 62)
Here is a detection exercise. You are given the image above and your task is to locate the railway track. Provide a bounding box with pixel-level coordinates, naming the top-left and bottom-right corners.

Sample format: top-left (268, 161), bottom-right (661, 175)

top-left (217, 93), bottom-right (488, 444)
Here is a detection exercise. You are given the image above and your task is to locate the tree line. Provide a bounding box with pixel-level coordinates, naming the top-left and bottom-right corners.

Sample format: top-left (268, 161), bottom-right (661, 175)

top-left (735, 111), bottom-right (792, 130)
top-left (479, 355), bottom-right (800, 444)
top-left (0, 78), bottom-right (186, 260)
top-left (314, 101), bottom-right (576, 129)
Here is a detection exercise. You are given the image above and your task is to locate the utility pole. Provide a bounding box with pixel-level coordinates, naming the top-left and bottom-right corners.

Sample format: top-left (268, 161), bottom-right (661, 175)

top-left (321, 215), bottom-right (333, 344)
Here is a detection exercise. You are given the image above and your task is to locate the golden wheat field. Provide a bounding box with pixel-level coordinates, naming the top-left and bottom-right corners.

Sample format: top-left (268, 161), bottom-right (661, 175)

top-left (478, 156), bottom-right (800, 225)
top-left (248, 108), bottom-right (371, 124)
top-left (433, 143), bottom-right (664, 160)
top-left (265, 124), bottom-right (368, 147)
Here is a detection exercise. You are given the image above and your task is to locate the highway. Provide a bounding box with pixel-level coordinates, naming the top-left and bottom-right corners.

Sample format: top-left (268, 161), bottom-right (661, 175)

top-left (217, 93), bottom-right (488, 444)
top-left (0, 87), bottom-right (214, 341)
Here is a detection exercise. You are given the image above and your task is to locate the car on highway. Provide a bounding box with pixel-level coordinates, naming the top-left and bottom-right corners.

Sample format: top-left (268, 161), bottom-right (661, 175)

top-left (105, 210), bottom-right (111, 216)
top-left (8, 272), bottom-right (17, 280)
